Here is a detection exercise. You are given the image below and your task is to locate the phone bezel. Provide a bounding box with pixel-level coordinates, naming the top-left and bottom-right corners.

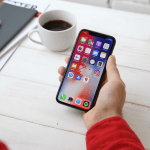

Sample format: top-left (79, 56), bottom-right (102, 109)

top-left (56, 29), bottom-right (116, 112)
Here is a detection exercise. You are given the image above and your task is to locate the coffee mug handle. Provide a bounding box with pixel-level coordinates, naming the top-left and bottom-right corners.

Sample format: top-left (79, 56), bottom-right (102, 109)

top-left (28, 29), bottom-right (43, 45)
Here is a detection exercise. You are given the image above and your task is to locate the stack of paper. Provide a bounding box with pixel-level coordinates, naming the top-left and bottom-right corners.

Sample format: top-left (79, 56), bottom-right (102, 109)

top-left (0, 0), bottom-right (49, 70)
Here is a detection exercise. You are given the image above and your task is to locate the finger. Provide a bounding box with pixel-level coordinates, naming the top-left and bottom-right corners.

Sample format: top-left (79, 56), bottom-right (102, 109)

top-left (65, 56), bottom-right (70, 64)
top-left (59, 75), bottom-right (63, 82)
top-left (106, 55), bottom-right (121, 80)
top-left (58, 66), bottom-right (66, 76)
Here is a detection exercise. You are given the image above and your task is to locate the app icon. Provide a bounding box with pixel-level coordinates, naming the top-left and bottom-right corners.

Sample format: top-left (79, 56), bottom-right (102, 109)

top-left (83, 101), bottom-right (89, 107)
top-left (68, 97), bottom-right (74, 102)
top-left (96, 41), bottom-right (102, 47)
top-left (79, 65), bottom-right (86, 72)
top-left (68, 72), bottom-right (74, 78)
top-left (75, 99), bottom-right (82, 105)
top-left (92, 50), bottom-right (99, 56)
top-left (75, 74), bottom-right (82, 81)
top-left (100, 52), bottom-right (106, 58)
top-left (89, 59), bottom-right (95, 65)
top-left (77, 45), bottom-right (84, 52)
top-left (97, 61), bottom-right (103, 67)
top-left (83, 77), bottom-right (89, 83)
top-left (85, 48), bottom-right (91, 54)
top-left (82, 57), bottom-right (88, 63)
top-left (103, 43), bottom-right (110, 49)
top-left (71, 63), bottom-right (77, 69)
top-left (80, 37), bottom-right (87, 43)
top-left (86, 68), bottom-right (92, 74)
top-left (60, 93), bottom-right (66, 100)
top-left (74, 54), bottom-right (80, 60)
top-left (88, 39), bottom-right (94, 45)
top-left (94, 70), bottom-right (100, 76)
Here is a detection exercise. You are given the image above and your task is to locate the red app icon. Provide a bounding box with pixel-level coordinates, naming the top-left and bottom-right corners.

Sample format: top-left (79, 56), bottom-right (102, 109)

top-left (83, 77), bottom-right (89, 83)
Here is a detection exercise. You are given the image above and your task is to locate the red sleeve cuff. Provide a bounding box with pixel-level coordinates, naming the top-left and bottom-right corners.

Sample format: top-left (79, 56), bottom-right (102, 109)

top-left (0, 141), bottom-right (9, 150)
top-left (86, 116), bottom-right (145, 150)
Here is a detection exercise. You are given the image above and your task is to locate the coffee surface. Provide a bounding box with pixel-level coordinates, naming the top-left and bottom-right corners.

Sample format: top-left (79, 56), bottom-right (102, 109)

top-left (42, 20), bottom-right (72, 31)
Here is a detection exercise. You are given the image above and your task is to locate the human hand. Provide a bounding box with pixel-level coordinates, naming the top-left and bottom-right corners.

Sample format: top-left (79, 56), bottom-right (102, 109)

top-left (58, 55), bottom-right (126, 130)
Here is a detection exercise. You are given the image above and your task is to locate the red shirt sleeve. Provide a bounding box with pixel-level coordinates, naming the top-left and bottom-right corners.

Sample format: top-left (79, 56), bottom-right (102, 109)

top-left (86, 116), bottom-right (145, 150)
top-left (0, 141), bottom-right (9, 150)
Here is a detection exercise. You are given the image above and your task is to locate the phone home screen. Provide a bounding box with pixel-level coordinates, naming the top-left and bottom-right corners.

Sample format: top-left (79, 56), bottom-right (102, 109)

top-left (57, 30), bottom-right (114, 110)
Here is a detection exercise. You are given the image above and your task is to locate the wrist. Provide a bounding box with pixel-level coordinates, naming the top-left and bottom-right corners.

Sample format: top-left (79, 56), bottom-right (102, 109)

top-left (88, 109), bottom-right (122, 130)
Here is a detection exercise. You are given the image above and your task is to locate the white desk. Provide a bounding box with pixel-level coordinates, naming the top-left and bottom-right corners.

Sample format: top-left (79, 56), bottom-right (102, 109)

top-left (0, 1), bottom-right (150, 149)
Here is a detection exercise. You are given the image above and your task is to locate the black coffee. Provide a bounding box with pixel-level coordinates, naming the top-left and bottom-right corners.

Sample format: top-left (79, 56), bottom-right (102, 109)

top-left (42, 20), bottom-right (72, 31)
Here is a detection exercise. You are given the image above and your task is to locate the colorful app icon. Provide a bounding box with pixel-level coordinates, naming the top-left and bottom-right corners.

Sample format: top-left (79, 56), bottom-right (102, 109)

top-left (92, 50), bottom-right (99, 56)
top-left (103, 43), bottom-right (110, 49)
top-left (94, 70), bottom-right (100, 76)
top-left (88, 39), bottom-right (94, 45)
top-left (82, 57), bottom-right (88, 63)
top-left (68, 97), bottom-right (74, 102)
top-left (71, 63), bottom-right (77, 69)
top-left (68, 72), bottom-right (74, 78)
top-left (89, 59), bottom-right (95, 65)
top-left (79, 65), bottom-right (86, 72)
top-left (85, 48), bottom-right (91, 54)
top-left (75, 99), bottom-right (82, 105)
top-left (77, 45), bottom-right (84, 52)
top-left (75, 74), bottom-right (82, 81)
top-left (96, 41), bottom-right (102, 47)
top-left (86, 68), bottom-right (92, 74)
top-left (83, 101), bottom-right (89, 107)
top-left (60, 93), bottom-right (66, 100)
top-left (74, 54), bottom-right (80, 60)
top-left (97, 61), bottom-right (103, 67)
top-left (100, 52), bottom-right (106, 58)
top-left (80, 37), bottom-right (87, 43)
top-left (83, 77), bottom-right (89, 83)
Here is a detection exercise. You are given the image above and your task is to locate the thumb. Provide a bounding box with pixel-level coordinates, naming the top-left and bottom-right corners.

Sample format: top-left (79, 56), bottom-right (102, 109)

top-left (106, 55), bottom-right (120, 81)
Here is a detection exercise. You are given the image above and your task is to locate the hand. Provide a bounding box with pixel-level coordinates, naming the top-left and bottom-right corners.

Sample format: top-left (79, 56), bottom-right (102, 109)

top-left (0, 0), bottom-right (3, 4)
top-left (58, 55), bottom-right (126, 130)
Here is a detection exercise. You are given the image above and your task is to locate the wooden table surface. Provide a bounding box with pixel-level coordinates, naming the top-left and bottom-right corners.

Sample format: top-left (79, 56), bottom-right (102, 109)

top-left (0, 1), bottom-right (150, 149)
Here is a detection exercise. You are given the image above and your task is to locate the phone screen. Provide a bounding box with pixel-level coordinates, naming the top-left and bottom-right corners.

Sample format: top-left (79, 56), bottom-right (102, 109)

top-left (57, 30), bottom-right (115, 111)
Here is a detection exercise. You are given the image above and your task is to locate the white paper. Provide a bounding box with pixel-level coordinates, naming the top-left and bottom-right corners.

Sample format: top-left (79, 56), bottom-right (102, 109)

top-left (0, 0), bottom-right (49, 70)
top-left (0, 46), bottom-right (18, 70)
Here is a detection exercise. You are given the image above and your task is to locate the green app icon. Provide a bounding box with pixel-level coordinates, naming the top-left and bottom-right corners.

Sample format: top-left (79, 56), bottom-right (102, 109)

top-left (60, 93), bottom-right (66, 100)
top-left (80, 37), bottom-right (87, 43)
top-left (83, 101), bottom-right (89, 107)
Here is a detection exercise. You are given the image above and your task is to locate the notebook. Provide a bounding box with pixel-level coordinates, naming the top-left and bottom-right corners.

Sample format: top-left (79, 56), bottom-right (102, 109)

top-left (0, 3), bottom-right (37, 51)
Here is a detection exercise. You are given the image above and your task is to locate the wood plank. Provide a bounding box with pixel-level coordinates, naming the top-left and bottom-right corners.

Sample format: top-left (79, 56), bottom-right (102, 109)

top-left (1, 47), bottom-right (150, 107)
top-left (0, 75), bottom-right (150, 148)
top-left (0, 115), bottom-right (86, 150)
top-left (20, 28), bottom-right (150, 71)
top-left (47, 1), bottom-right (150, 41)
top-left (123, 103), bottom-right (150, 149)
top-left (0, 75), bottom-right (87, 134)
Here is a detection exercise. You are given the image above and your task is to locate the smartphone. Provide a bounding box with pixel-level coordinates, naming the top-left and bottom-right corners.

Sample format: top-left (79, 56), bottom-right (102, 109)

top-left (56, 29), bottom-right (116, 112)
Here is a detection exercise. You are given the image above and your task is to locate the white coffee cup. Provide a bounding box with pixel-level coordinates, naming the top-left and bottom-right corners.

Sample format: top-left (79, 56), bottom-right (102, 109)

top-left (28, 10), bottom-right (77, 51)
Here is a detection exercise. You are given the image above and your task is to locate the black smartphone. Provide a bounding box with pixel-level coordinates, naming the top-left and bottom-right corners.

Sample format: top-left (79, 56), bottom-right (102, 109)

top-left (56, 29), bottom-right (116, 112)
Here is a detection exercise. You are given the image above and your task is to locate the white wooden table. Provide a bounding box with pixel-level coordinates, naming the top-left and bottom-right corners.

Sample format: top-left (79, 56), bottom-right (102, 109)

top-left (0, 1), bottom-right (150, 149)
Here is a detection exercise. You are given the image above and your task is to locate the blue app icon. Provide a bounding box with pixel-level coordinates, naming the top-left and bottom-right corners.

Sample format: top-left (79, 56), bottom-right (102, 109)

top-left (75, 74), bottom-right (81, 81)
top-left (68, 72), bottom-right (74, 78)
top-left (75, 99), bottom-right (81, 105)
top-left (92, 50), bottom-right (99, 56)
